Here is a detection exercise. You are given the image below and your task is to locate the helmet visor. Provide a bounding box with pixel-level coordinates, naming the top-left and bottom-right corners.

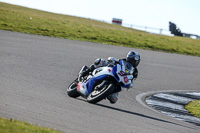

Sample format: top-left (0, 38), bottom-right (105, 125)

top-left (124, 61), bottom-right (134, 75)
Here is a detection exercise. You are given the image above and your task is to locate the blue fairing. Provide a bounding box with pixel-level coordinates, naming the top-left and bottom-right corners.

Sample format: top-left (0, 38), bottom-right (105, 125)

top-left (120, 60), bottom-right (123, 69)
top-left (112, 65), bottom-right (119, 81)
top-left (86, 74), bottom-right (109, 94)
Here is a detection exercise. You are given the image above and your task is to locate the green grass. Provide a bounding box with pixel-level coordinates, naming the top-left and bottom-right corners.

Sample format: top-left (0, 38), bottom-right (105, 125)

top-left (0, 117), bottom-right (62, 133)
top-left (0, 2), bottom-right (200, 56)
top-left (185, 100), bottom-right (200, 118)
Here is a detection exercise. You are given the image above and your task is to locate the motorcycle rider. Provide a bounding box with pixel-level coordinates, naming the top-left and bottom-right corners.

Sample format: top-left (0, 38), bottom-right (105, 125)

top-left (78, 50), bottom-right (141, 104)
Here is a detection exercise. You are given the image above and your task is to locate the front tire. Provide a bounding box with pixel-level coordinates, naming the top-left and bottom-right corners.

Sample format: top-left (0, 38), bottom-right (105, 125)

top-left (87, 82), bottom-right (115, 104)
top-left (67, 79), bottom-right (80, 98)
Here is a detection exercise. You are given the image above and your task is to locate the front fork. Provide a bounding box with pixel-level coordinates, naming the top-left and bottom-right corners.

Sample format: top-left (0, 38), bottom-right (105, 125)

top-left (79, 65), bottom-right (89, 75)
top-left (78, 65), bottom-right (89, 82)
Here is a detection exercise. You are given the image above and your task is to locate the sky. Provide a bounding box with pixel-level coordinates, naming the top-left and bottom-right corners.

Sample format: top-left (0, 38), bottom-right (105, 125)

top-left (1, 0), bottom-right (200, 35)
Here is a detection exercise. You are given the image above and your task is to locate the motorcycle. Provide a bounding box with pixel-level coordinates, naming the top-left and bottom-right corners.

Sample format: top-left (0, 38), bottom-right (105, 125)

top-left (67, 60), bottom-right (133, 104)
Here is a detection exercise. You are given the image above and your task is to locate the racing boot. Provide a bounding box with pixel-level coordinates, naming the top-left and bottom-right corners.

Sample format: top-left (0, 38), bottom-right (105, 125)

top-left (107, 92), bottom-right (119, 104)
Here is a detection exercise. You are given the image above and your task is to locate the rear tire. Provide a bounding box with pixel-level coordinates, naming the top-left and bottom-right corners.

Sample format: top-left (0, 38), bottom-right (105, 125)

top-left (67, 79), bottom-right (80, 98)
top-left (87, 82), bottom-right (115, 104)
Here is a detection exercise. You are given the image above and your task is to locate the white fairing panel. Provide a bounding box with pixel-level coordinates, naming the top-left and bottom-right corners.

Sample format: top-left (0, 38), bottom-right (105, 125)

top-left (92, 67), bottom-right (114, 78)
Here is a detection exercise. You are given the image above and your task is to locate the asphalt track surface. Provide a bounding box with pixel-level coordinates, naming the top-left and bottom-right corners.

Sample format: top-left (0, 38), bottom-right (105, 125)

top-left (0, 30), bottom-right (200, 133)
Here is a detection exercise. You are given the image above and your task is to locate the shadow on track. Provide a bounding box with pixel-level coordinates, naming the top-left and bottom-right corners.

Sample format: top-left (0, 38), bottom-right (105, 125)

top-left (95, 103), bottom-right (197, 129)
top-left (68, 96), bottom-right (197, 129)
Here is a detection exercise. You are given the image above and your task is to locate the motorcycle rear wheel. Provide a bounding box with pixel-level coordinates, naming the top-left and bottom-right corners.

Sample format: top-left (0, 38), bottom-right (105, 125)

top-left (87, 82), bottom-right (115, 104)
top-left (67, 79), bottom-right (80, 98)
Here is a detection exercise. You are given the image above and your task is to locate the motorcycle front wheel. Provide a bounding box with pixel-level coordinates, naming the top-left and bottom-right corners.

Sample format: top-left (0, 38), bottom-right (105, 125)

top-left (87, 82), bottom-right (115, 104)
top-left (67, 79), bottom-right (80, 98)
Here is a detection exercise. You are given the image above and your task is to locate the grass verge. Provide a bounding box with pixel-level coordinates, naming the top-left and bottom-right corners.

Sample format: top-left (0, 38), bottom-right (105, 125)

top-left (0, 117), bottom-right (62, 133)
top-left (0, 2), bottom-right (200, 56)
top-left (185, 100), bottom-right (200, 118)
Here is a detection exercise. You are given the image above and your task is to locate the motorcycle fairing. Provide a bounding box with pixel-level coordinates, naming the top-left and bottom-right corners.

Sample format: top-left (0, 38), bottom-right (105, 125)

top-left (78, 60), bottom-right (133, 96)
top-left (77, 82), bottom-right (88, 97)
top-left (86, 74), bottom-right (110, 94)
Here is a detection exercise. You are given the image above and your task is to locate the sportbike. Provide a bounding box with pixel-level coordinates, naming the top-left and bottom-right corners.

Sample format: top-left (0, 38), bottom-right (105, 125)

top-left (67, 60), bottom-right (133, 104)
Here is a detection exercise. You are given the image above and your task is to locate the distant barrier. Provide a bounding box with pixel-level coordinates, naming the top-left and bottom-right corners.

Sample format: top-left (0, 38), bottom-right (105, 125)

top-left (122, 23), bottom-right (171, 36)
top-left (182, 33), bottom-right (200, 39)
top-left (94, 18), bottom-right (199, 39)
top-left (122, 23), bottom-right (200, 39)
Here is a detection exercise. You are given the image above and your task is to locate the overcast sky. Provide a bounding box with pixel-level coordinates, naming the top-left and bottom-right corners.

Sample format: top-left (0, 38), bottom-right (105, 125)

top-left (1, 0), bottom-right (200, 35)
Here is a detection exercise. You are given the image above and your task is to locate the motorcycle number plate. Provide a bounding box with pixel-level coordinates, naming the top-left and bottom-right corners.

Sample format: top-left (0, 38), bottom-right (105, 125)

top-left (124, 76), bottom-right (129, 83)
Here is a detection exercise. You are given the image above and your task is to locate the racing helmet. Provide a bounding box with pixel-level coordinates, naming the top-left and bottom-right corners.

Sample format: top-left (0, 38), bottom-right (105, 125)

top-left (126, 51), bottom-right (140, 67)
